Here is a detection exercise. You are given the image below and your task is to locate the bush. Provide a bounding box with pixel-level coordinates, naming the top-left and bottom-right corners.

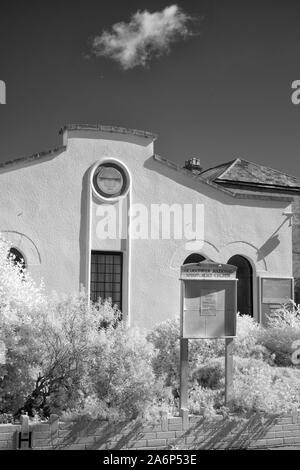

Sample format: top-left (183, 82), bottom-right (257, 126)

top-left (147, 319), bottom-right (180, 388)
top-left (188, 356), bottom-right (300, 415)
top-left (86, 323), bottom-right (166, 420)
top-left (188, 386), bottom-right (223, 418)
top-left (147, 314), bottom-right (274, 391)
top-left (257, 304), bottom-right (300, 366)
top-left (0, 236), bottom-right (164, 420)
top-left (149, 312), bottom-right (300, 416)
top-left (1, 233), bottom-right (300, 421)
top-left (192, 358), bottom-right (224, 390)
top-left (147, 318), bottom-right (227, 390)
top-left (231, 357), bottom-right (300, 414)
top-left (0, 413), bottom-right (14, 424)
top-left (0, 236), bottom-right (46, 312)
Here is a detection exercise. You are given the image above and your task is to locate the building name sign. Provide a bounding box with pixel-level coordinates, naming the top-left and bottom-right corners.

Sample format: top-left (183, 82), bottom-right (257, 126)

top-left (180, 264), bottom-right (236, 281)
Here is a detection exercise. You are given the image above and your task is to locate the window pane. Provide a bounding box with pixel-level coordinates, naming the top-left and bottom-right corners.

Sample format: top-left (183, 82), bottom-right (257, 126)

top-left (90, 252), bottom-right (122, 310)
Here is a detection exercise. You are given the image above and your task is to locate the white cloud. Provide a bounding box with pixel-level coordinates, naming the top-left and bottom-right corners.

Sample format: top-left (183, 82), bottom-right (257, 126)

top-left (91, 5), bottom-right (194, 70)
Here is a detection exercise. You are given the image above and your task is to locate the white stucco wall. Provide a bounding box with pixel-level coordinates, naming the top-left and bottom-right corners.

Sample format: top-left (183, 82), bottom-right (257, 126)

top-left (0, 129), bottom-right (293, 330)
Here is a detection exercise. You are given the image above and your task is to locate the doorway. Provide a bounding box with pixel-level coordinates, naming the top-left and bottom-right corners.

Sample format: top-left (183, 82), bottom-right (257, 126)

top-left (228, 255), bottom-right (253, 316)
top-left (183, 253), bottom-right (205, 264)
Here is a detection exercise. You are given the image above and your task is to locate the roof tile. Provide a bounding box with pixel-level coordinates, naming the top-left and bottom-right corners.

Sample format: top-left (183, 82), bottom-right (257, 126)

top-left (201, 158), bottom-right (300, 190)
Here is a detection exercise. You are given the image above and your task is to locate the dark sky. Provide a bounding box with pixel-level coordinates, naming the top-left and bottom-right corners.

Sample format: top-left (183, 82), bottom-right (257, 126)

top-left (1, 0), bottom-right (300, 177)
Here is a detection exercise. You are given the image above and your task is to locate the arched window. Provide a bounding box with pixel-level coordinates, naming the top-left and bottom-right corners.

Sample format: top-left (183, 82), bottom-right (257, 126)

top-left (183, 253), bottom-right (205, 265)
top-left (228, 255), bottom-right (253, 317)
top-left (9, 248), bottom-right (26, 271)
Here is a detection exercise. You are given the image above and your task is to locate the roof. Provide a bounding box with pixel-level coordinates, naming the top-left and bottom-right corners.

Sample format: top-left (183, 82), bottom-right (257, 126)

top-left (0, 146), bottom-right (66, 171)
top-left (60, 124), bottom-right (158, 141)
top-left (0, 130), bottom-right (297, 202)
top-left (153, 154), bottom-right (293, 202)
top-left (0, 124), bottom-right (157, 170)
top-left (200, 158), bottom-right (300, 193)
top-left (197, 160), bottom-right (237, 181)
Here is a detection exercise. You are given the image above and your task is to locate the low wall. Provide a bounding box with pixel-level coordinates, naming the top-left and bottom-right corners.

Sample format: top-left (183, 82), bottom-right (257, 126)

top-left (1, 412), bottom-right (300, 450)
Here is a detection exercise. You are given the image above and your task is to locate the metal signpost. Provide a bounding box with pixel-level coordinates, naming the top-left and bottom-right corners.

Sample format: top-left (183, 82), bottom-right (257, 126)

top-left (179, 259), bottom-right (238, 415)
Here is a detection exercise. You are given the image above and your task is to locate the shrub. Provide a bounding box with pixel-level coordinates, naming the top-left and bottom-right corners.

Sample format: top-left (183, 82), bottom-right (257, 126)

top-left (148, 313), bottom-right (300, 416)
top-left (18, 292), bottom-right (105, 417)
top-left (231, 357), bottom-right (300, 414)
top-left (88, 323), bottom-right (165, 420)
top-left (147, 314), bottom-right (273, 391)
top-left (0, 413), bottom-right (14, 424)
top-left (0, 236), bottom-right (162, 420)
top-left (232, 315), bottom-right (275, 364)
top-left (188, 386), bottom-right (223, 417)
top-left (147, 318), bottom-right (227, 390)
top-left (188, 357), bottom-right (300, 415)
top-left (257, 304), bottom-right (300, 366)
top-left (0, 236), bottom-right (46, 312)
top-left (191, 358), bottom-right (224, 390)
top-left (147, 319), bottom-right (180, 388)
top-left (0, 237), bottom-right (47, 415)
top-left (2, 231), bottom-right (300, 421)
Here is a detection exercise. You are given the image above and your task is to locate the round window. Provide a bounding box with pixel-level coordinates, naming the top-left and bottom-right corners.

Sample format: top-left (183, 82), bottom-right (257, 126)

top-left (93, 163), bottom-right (127, 199)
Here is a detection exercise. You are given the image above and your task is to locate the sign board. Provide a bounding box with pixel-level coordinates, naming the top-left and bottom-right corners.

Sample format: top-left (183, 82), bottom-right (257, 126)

top-left (179, 260), bottom-right (237, 413)
top-left (261, 278), bottom-right (293, 304)
top-left (260, 277), bottom-right (294, 324)
top-left (180, 262), bottom-right (237, 280)
top-left (180, 261), bottom-right (237, 339)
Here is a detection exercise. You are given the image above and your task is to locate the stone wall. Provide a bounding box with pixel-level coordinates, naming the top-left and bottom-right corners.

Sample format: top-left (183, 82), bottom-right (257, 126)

top-left (1, 412), bottom-right (300, 450)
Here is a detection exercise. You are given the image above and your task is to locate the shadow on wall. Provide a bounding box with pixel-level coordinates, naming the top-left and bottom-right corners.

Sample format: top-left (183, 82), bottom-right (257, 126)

top-left (185, 413), bottom-right (277, 450)
top-left (79, 168), bottom-right (90, 290)
top-left (53, 412), bottom-right (278, 450)
top-left (55, 417), bottom-right (143, 450)
top-left (257, 214), bottom-right (293, 262)
top-left (257, 235), bottom-right (280, 262)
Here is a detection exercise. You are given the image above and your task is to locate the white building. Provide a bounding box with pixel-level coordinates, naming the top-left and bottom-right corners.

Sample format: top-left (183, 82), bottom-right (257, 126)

top-left (0, 124), bottom-right (299, 329)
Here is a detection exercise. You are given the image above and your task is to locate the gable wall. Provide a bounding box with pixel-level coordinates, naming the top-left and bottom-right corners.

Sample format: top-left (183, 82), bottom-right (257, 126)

top-left (0, 133), bottom-right (293, 329)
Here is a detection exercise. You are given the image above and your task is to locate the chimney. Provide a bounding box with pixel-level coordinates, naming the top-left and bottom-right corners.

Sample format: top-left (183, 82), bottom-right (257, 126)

top-left (184, 157), bottom-right (202, 175)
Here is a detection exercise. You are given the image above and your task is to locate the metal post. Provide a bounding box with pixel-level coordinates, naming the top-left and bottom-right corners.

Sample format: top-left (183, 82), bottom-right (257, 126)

top-left (179, 338), bottom-right (189, 413)
top-left (225, 337), bottom-right (234, 406)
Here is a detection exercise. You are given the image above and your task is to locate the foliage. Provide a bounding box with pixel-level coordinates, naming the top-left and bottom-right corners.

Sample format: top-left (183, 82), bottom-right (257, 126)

top-left (191, 358), bottom-right (224, 390)
top-left (147, 314), bottom-right (274, 390)
top-left (231, 357), bottom-right (300, 414)
top-left (0, 237), bottom-right (46, 415)
top-left (0, 237), bottom-right (164, 420)
top-left (0, 236), bottom-right (46, 312)
top-left (148, 310), bottom-right (300, 416)
top-left (0, 413), bottom-right (14, 424)
top-left (1, 293), bottom-right (164, 420)
top-left (189, 356), bottom-right (300, 415)
top-left (257, 303), bottom-right (300, 366)
top-left (147, 319), bottom-right (180, 388)
top-left (188, 386), bottom-right (222, 418)
top-left (84, 323), bottom-right (166, 420)
top-left (1, 233), bottom-right (300, 421)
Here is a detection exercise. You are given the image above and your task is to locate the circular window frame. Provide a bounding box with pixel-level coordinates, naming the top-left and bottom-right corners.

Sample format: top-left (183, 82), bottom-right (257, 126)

top-left (91, 160), bottom-right (131, 202)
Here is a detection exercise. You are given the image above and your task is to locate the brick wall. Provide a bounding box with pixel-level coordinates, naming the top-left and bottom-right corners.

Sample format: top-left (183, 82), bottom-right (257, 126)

top-left (0, 424), bottom-right (20, 450)
top-left (1, 412), bottom-right (300, 450)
